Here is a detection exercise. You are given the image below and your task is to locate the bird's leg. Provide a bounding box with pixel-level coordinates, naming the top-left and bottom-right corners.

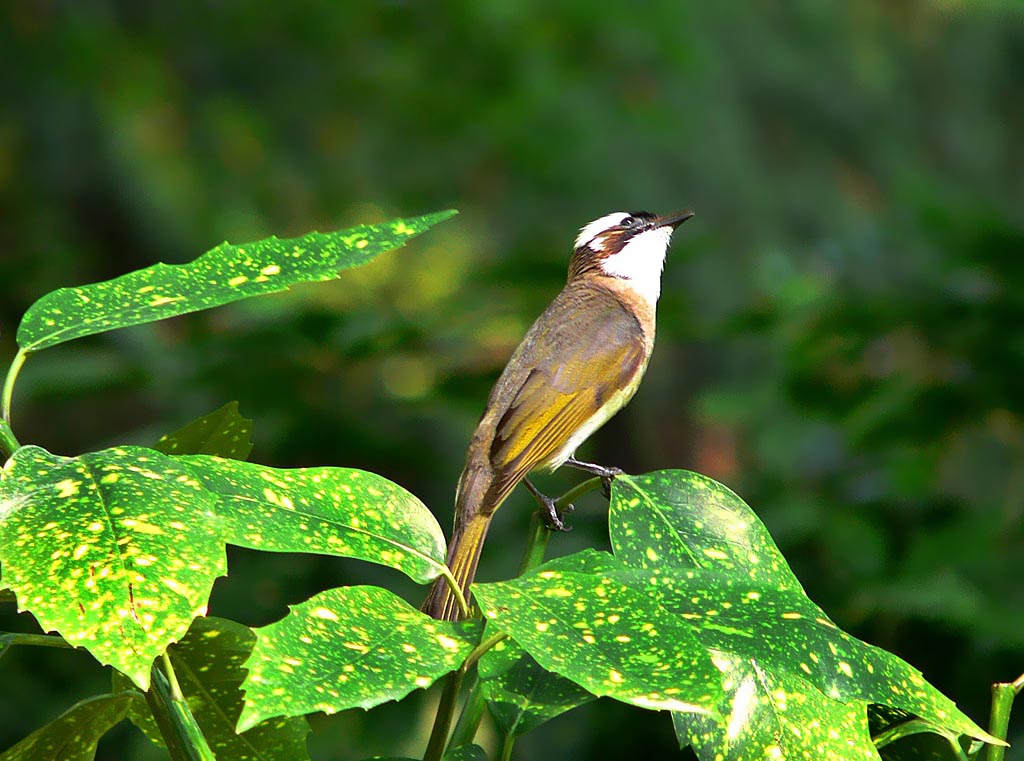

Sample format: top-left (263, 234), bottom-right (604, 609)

top-left (524, 478), bottom-right (573, 532)
top-left (563, 456), bottom-right (624, 498)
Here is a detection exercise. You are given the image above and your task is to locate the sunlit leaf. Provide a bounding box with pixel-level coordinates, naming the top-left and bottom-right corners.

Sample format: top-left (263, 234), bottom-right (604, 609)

top-left (154, 401), bottom-right (254, 460)
top-left (237, 586), bottom-right (483, 731)
top-left (0, 445), bottom-right (446, 689)
top-left (610, 471), bottom-right (802, 592)
top-left (0, 691), bottom-right (141, 761)
top-left (607, 471), bottom-right (999, 752)
top-left (472, 558), bottom-right (722, 715)
top-left (0, 445), bottom-right (223, 688)
top-left (114, 617), bottom-right (310, 760)
top-left (478, 635), bottom-right (594, 737)
top-left (17, 210), bottom-right (457, 352)
top-left (672, 655), bottom-right (880, 761)
top-left (176, 454), bottom-right (447, 584)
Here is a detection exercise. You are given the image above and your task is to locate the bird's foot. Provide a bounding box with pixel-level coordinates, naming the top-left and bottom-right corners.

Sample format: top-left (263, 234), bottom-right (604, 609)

top-left (525, 478), bottom-right (573, 532)
top-left (564, 456), bottom-right (624, 498)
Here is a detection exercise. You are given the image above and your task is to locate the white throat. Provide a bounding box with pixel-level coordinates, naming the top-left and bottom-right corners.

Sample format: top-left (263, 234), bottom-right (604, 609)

top-left (598, 226), bottom-right (672, 307)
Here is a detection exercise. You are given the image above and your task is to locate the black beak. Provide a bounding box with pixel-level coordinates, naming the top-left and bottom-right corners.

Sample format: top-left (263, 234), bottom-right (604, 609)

top-left (655, 210), bottom-right (695, 229)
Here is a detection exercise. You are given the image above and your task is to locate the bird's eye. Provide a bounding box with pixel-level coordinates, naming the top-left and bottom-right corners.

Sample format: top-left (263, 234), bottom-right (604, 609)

top-left (620, 216), bottom-right (637, 228)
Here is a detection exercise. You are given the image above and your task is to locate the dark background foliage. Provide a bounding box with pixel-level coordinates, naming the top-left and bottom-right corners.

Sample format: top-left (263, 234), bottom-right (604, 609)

top-left (1, 2), bottom-right (1021, 758)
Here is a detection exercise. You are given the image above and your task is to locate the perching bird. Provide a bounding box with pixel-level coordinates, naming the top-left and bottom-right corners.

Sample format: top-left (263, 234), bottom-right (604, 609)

top-left (423, 210), bottom-right (693, 621)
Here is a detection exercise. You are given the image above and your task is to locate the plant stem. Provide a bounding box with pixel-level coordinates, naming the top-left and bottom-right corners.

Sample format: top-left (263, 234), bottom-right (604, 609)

top-left (984, 672), bottom-right (1023, 761)
top-left (439, 567), bottom-right (471, 619)
top-left (0, 632), bottom-right (73, 660)
top-left (424, 666), bottom-right (465, 761)
top-left (499, 732), bottom-right (516, 761)
top-left (0, 419), bottom-right (19, 460)
top-left (1, 348), bottom-right (27, 427)
top-left (146, 655), bottom-right (216, 761)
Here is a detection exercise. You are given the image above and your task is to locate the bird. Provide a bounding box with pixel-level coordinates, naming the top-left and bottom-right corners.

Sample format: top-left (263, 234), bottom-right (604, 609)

top-left (423, 209), bottom-right (693, 621)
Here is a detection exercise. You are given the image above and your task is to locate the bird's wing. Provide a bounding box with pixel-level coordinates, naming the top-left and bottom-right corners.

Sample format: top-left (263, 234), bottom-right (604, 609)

top-left (487, 282), bottom-right (647, 494)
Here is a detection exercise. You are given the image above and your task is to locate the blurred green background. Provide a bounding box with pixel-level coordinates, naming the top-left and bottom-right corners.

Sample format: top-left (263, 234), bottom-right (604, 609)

top-left (1, 1), bottom-right (1022, 758)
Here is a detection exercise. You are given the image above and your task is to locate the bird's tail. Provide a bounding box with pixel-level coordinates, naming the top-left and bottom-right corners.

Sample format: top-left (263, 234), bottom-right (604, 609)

top-left (422, 511), bottom-right (493, 621)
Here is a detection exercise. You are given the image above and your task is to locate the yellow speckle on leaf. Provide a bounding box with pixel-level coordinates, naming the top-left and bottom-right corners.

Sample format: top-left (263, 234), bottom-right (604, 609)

top-left (310, 607), bottom-right (339, 621)
top-left (149, 295), bottom-right (181, 307)
top-left (55, 479), bottom-right (79, 498)
top-left (228, 275), bottom-right (248, 287)
top-left (260, 264), bottom-right (281, 276)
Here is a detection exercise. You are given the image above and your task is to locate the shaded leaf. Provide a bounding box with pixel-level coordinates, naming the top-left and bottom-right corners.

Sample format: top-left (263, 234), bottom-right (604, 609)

top-left (17, 210), bottom-right (457, 352)
top-left (177, 454), bottom-right (447, 584)
top-left (154, 401), bottom-right (254, 460)
top-left (114, 617), bottom-right (310, 760)
top-left (478, 635), bottom-right (594, 737)
top-left (444, 745), bottom-right (488, 761)
top-left (238, 586), bottom-right (483, 731)
top-left (0, 691), bottom-right (141, 761)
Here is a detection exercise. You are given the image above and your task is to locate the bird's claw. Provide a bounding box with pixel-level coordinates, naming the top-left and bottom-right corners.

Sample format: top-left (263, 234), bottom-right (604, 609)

top-left (541, 497), bottom-right (574, 532)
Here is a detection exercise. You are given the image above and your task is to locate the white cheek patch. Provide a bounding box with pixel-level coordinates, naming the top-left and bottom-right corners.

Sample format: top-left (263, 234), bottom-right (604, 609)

top-left (574, 212), bottom-right (631, 250)
top-left (599, 226), bottom-right (673, 306)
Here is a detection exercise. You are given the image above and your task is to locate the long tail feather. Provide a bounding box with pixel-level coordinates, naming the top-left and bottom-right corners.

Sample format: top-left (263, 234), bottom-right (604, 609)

top-left (422, 512), bottom-right (492, 621)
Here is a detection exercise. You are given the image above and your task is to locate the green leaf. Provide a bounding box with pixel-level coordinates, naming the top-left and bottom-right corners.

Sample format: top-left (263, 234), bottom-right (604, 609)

top-left (0, 445), bottom-right (224, 688)
top-left (237, 586), bottom-right (483, 731)
top-left (672, 657), bottom-right (881, 761)
top-left (154, 402), bottom-right (254, 460)
top-left (443, 745), bottom-right (488, 761)
top-left (16, 210), bottom-right (457, 352)
top-left (0, 691), bottom-right (142, 761)
top-left (472, 560), bottom-right (722, 715)
top-left (610, 471), bottom-right (803, 592)
top-left (0, 445), bottom-right (444, 689)
top-left (607, 471), bottom-right (998, 751)
top-left (478, 635), bottom-right (595, 737)
top-left (176, 454), bottom-right (447, 584)
top-left (114, 617), bottom-right (310, 760)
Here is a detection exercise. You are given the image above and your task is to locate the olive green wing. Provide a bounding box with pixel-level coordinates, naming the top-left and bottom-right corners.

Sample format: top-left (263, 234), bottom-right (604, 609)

top-left (488, 283), bottom-right (646, 496)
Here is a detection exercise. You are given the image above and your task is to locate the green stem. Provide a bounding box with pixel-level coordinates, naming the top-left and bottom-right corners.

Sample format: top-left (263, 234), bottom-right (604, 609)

top-left (448, 683), bottom-right (487, 752)
top-left (147, 655), bottom-right (216, 761)
top-left (439, 566), bottom-right (471, 619)
top-left (499, 733), bottom-right (516, 761)
top-left (984, 673), bottom-right (1023, 761)
top-left (1, 348), bottom-right (28, 427)
top-left (0, 631), bottom-right (73, 660)
top-left (424, 667), bottom-right (466, 761)
top-left (0, 419), bottom-right (19, 460)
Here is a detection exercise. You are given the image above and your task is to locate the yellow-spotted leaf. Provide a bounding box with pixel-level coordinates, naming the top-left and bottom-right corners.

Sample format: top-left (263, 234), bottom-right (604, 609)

top-left (175, 455), bottom-right (447, 584)
top-left (113, 616), bottom-right (310, 760)
top-left (154, 402), bottom-right (254, 460)
top-left (478, 635), bottom-right (595, 737)
top-left (0, 445), bottom-right (224, 688)
top-left (606, 470), bottom-right (999, 755)
top-left (17, 210), bottom-right (457, 352)
top-left (610, 471), bottom-right (802, 591)
top-left (237, 586), bottom-right (483, 731)
top-left (673, 654), bottom-right (881, 761)
top-left (0, 692), bottom-right (143, 761)
top-left (472, 558), bottom-right (723, 716)
top-left (0, 444), bottom-right (447, 690)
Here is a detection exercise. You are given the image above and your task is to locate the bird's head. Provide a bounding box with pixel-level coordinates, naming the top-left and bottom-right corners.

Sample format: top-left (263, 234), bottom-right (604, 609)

top-left (568, 209), bottom-right (694, 305)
